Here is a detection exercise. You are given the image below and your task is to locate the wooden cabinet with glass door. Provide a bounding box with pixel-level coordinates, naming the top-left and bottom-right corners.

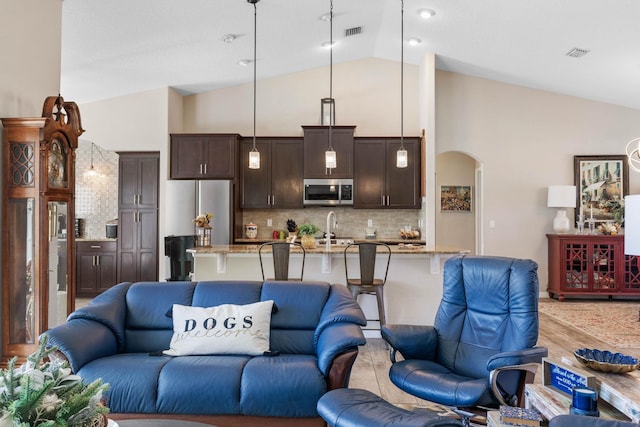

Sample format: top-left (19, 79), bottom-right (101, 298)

top-left (547, 233), bottom-right (640, 300)
top-left (1, 95), bottom-right (82, 361)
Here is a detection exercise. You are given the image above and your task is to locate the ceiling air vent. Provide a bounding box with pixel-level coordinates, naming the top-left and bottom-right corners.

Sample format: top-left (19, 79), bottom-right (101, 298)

top-left (565, 48), bottom-right (590, 58)
top-left (345, 26), bottom-right (362, 37)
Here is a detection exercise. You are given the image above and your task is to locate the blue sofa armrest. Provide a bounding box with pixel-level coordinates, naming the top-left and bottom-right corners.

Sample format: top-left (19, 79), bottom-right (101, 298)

top-left (486, 346), bottom-right (548, 370)
top-left (381, 324), bottom-right (438, 362)
top-left (316, 322), bottom-right (366, 376)
top-left (315, 285), bottom-right (366, 346)
top-left (43, 318), bottom-right (118, 373)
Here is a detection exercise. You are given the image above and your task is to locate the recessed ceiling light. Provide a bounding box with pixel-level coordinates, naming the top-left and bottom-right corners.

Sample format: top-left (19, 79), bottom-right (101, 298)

top-left (407, 37), bottom-right (422, 46)
top-left (238, 59), bottom-right (252, 66)
top-left (322, 41), bottom-right (336, 49)
top-left (221, 34), bottom-right (236, 43)
top-left (417, 8), bottom-right (436, 19)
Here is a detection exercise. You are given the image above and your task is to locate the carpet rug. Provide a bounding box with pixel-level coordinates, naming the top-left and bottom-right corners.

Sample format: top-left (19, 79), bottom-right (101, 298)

top-left (539, 299), bottom-right (640, 349)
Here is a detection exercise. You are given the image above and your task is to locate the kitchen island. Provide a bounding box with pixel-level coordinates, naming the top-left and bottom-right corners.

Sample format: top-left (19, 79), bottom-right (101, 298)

top-left (188, 243), bottom-right (468, 334)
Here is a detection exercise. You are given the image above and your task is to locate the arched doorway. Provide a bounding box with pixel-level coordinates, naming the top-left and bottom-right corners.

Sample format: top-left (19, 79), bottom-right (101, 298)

top-left (435, 151), bottom-right (482, 255)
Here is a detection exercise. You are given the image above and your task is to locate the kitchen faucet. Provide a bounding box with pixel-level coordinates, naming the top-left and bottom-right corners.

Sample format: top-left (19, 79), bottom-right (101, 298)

top-left (326, 211), bottom-right (338, 252)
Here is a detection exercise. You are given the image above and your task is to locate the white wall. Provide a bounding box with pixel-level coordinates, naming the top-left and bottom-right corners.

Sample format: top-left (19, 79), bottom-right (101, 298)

top-left (183, 57), bottom-right (420, 137)
top-left (1, 0), bottom-right (62, 118)
top-left (436, 70), bottom-right (640, 287)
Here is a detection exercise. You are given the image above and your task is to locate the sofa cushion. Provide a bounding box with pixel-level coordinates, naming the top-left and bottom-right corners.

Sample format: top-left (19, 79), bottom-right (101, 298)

top-left (262, 281), bottom-right (329, 355)
top-left (240, 355), bottom-right (326, 417)
top-left (157, 355), bottom-right (250, 414)
top-left (125, 281), bottom-right (196, 353)
top-left (78, 353), bottom-right (171, 413)
top-left (163, 300), bottom-right (274, 356)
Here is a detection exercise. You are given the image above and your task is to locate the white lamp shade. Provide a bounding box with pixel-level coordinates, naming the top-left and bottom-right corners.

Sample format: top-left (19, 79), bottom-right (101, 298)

top-left (396, 148), bottom-right (408, 168)
top-left (547, 185), bottom-right (576, 208)
top-left (325, 149), bottom-right (337, 169)
top-left (248, 149), bottom-right (260, 169)
top-left (625, 195), bottom-right (640, 255)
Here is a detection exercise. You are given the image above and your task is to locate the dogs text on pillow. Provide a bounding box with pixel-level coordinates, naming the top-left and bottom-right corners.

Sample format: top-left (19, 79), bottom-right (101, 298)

top-left (164, 300), bottom-right (274, 356)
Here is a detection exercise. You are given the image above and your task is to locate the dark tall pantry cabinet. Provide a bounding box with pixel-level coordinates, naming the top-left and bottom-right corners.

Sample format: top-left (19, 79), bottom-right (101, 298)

top-left (117, 152), bottom-right (159, 282)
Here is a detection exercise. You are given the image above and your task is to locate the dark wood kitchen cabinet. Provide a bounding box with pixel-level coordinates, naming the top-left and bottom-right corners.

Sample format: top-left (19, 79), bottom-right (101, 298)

top-left (354, 137), bottom-right (421, 208)
top-left (302, 126), bottom-right (355, 178)
top-left (170, 133), bottom-right (239, 179)
top-left (117, 152), bottom-right (159, 282)
top-left (76, 241), bottom-right (117, 297)
top-left (547, 234), bottom-right (640, 300)
top-left (240, 137), bottom-right (303, 209)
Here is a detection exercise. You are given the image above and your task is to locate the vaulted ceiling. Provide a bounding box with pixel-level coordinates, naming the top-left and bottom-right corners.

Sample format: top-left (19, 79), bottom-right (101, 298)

top-left (61, 0), bottom-right (640, 110)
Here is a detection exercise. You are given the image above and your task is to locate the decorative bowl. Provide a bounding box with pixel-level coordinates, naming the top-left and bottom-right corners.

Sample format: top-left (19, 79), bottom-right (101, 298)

top-left (574, 348), bottom-right (640, 374)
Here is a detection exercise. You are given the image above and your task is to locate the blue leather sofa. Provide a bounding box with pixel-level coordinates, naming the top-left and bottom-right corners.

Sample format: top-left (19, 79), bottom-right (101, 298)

top-left (44, 280), bottom-right (367, 427)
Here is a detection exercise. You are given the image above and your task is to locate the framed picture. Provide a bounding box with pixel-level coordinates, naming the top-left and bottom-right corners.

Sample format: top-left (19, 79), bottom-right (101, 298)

top-left (574, 155), bottom-right (628, 222)
top-left (440, 185), bottom-right (472, 212)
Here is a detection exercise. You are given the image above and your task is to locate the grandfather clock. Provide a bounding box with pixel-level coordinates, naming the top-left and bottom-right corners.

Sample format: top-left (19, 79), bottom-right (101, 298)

top-left (1, 95), bottom-right (83, 360)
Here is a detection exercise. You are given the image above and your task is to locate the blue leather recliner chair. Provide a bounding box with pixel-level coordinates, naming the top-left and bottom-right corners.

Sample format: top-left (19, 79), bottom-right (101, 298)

top-left (318, 255), bottom-right (548, 427)
top-left (382, 255), bottom-right (548, 408)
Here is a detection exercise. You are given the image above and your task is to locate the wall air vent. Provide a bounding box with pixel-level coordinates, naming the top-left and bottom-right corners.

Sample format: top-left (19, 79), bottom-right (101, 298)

top-left (565, 48), bottom-right (590, 58)
top-left (345, 26), bottom-right (362, 37)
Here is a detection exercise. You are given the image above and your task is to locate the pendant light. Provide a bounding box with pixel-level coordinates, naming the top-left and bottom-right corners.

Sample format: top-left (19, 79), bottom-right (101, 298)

top-left (325, 0), bottom-right (337, 171)
top-left (248, 0), bottom-right (260, 169)
top-left (396, 0), bottom-right (408, 168)
top-left (84, 142), bottom-right (98, 177)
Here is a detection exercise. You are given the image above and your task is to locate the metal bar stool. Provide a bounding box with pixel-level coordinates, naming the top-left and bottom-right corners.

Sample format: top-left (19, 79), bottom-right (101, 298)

top-left (344, 242), bottom-right (391, 326)
top-left (258, 241), bottom-right (305, 281)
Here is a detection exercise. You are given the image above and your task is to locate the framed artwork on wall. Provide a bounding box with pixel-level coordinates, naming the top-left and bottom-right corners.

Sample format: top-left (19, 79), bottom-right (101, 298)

top-left (440, 185), bottom-right (472, 212)
top-left (574, 155), bottom-right (628, 223)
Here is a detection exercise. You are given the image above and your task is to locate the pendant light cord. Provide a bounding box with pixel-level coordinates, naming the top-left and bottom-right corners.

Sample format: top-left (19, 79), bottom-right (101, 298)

top-left (400, 0), bottom-right (404, 149)
top-left (328, 0), bottom-right (334, 151)
top-left (252, 1), bottom-right (257, 151)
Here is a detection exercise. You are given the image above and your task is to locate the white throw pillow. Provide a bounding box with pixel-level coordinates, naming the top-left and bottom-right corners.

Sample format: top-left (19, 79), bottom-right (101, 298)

top-left (163, 300), bottom-right (274, 356)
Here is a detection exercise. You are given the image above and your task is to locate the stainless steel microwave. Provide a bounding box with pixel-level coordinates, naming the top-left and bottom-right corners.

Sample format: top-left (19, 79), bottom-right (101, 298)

top-left (303, 179), bottom-right (353, 206)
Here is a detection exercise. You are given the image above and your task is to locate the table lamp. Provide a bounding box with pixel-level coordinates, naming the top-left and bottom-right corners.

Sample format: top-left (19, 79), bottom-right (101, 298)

top-left (625, 195), bottom-right (640, 256)
top-left (547, 185), bottom-right (576, 233)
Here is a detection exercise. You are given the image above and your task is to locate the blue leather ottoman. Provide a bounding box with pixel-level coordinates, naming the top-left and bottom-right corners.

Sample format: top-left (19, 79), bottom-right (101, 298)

top-left (317, 388), bottom-right (463, 427)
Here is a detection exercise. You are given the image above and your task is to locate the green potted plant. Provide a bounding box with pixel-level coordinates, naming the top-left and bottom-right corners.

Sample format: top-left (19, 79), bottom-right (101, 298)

top-left (0, 337), bottom-right (109, 427)
top-left (297, 223), bottom-right (319, 248)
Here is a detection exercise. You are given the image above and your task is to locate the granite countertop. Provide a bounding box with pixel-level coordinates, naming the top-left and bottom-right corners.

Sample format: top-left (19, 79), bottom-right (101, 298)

top-left (76, 238), bottom-right (117, 242)
top-left (188, 243), bottom-right (467, 255)
top-left (234, 238), bottom-right (426, 245)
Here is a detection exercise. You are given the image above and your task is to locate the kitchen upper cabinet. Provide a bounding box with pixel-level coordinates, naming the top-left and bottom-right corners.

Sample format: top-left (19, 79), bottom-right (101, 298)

top-left (354, 137), bottom-right (421, 209)
top-left (119, 154), bottom-right (158, 209)
top-left (76, 241), bottom-right (117, 297)
top-left (170, 134), bottom-right (239, 179)
top-left (302, 126), bottom-right (355, 178)
top-left (117, 152), bottom-right (159, 283)
top-left (241, 138), bottom-right (304, 209)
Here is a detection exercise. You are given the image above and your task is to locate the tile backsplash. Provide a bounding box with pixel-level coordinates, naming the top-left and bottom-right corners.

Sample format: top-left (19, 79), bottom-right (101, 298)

top-left (75, 141), bottom-right (119, 240)
top-left (238, 207), bottom-right (421, 240)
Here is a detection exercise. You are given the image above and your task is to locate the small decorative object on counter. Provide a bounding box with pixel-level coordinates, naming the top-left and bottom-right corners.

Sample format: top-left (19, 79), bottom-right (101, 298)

top-left (298, 223), bottom-right (319, 249)
top-left (193, 212), bottom-right (213, 247)
top-left (245, 223), bottom-right (258, 239)
top-left (286, 219), bottom-right (298, 237)
top-left (0, 336), bottom-right (110, 427)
